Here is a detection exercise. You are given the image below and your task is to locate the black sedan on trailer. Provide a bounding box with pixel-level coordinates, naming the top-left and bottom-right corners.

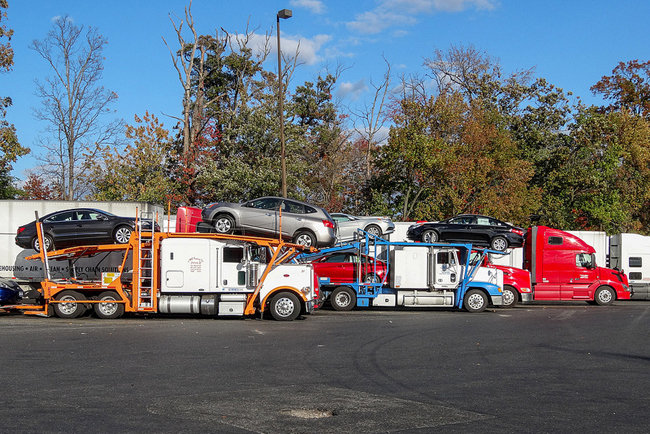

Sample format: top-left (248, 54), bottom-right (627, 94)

top-left (15, 208), bottom-right (159, 252)
top-left (406, 214), bottom-right (525, 251)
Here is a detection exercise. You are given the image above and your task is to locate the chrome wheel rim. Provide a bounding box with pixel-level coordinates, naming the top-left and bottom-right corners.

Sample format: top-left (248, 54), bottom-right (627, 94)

top-left (296, 234), bottom-right (313, 246)
top-left (503, 289), bottom-right (516, 306)
top-left (215, 218), bottom-right (232, 233)
top-left (334, 292), bottom-right (351, 308)
top-left (115, 227), bottom-right (131, 243)
top-left (98, 296), bottom-right (119, 316)
top-left (492, 238), bottom-right (507, 251)
top-left (59, 296), bottom-right (80, 315)
top-left (366, 226), bottom-right (381, 236)
top-left (598, 289), bottom-right (613, 304)
top-left (274, 297), bottom-right (295, 318)
top-left (423, 231), bottom-right (437, 243)
top-left (467, 293), bottom-right (485, 311)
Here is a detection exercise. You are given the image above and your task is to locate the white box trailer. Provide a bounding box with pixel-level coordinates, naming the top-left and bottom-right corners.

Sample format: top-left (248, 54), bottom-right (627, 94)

top-left (0, 200), bottom-right (164, 287)
top-left (567, 230), bottom-right (608, 268)
top-left (609, 233), bottom-right (650, 300)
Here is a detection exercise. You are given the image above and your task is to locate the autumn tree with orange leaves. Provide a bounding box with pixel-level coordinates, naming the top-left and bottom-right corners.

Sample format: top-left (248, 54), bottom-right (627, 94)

top-left (591, 60), bottom-right (650, 119)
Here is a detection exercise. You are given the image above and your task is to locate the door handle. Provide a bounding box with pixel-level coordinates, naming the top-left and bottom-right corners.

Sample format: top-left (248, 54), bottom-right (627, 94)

top-left (265, 213), bottom-right (272, 216)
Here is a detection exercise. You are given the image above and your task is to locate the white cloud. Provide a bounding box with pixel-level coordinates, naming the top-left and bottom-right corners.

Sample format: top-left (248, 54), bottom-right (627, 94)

top-left (347, 10), bottom-right (416, 35)
top-left (337, 79), bottom-right (368, 101)
top-left (289, 0), bottom-right (326, 14)
top-left (287, 34), bottom-right (332, 66)
top-left (346, 0), bottom-right (498, 34)
top-left (244, 32), bottom-right (331, 66)
top-left (51, 15), bottom-right (74, 23)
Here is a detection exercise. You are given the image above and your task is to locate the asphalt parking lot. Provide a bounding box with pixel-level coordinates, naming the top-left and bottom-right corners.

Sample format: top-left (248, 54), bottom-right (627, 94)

top-left (1, 301), bottom-right (649, 433)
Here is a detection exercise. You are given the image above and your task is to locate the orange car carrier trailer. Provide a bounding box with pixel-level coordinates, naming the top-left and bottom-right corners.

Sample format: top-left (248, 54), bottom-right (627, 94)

top-left (1, 212), bottom-right (318, 321)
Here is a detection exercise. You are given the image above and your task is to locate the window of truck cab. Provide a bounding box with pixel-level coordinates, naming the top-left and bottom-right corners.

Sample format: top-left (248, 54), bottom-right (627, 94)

top-left (575, 253), bottom-right (594, 268)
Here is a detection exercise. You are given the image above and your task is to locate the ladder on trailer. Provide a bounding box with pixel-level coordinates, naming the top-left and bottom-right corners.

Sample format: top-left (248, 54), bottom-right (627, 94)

top-left (135, 211), bottom-right (156, 310)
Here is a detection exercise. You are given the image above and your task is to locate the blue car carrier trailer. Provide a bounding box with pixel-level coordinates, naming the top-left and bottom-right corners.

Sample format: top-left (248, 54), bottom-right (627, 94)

top-left (300, 231), bottom-right (505, 313)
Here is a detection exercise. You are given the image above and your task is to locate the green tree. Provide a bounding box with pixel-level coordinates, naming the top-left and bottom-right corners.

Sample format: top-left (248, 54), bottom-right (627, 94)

top-left (370, 89), bottom-right (538, 222)
top-left (89, 112), bottom-right (176, 204)
top-left (540, 107), bottom-right (650, 233)
top-left (0, 0), bottom-right (28, 198)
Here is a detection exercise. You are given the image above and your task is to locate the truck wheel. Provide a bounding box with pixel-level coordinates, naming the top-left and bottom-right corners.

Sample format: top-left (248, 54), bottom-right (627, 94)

top-left (114, 225), bottom-right (132, 244)
top-left (501, 285), bottom-right (518, 308)
top-left (32, 234), bottom-right (55, 252)
top-left (490, 236), bottom-right (508, 251)
top-left (421, 230), bottom-right (438, 243)
top-left (270, 292), bottom-right (301, 321)
top-left (213, 215), bottom-right (235, 234)
top-left (53, 290), bottom-right (88, 319)
top-left (463, 289), bottom-right (488, 313)
top-left (94, 291), bottom-right (125, 319)
top-left (331, 286), bottom-right (356, 311)
top-left (594, 286), bottom-right (615, 306)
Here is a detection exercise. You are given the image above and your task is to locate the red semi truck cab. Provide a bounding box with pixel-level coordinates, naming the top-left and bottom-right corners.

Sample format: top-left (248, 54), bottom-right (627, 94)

top-left (524, 226), bottom-right (630, 305)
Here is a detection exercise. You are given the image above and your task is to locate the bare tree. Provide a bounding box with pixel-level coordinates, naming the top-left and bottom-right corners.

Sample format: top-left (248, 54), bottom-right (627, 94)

top-left (31, 15), bottom-right (122, 200)
top-left (163, 0), bottom-right (230, 155)
top-left (350, 56), bottom-right (392, 181)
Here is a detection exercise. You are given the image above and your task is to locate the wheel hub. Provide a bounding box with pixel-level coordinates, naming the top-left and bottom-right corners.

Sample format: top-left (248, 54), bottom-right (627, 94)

top-left (467, 294), bottom-right (484, 310)
top-left (275, 297), bottom-right (295, 317)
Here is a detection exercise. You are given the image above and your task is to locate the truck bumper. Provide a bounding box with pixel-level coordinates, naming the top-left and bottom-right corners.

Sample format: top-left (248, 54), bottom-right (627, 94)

top-left (491, 295), bottom-right (504, 306)
top-left (521, 293), bottom-right (533, 303)
top-left (305, 300), bottom-right (315, 315)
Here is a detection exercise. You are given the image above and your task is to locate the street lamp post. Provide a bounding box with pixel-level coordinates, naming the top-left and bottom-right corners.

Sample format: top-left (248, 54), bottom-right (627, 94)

top-left (277, 8), bottom-right (292, 198)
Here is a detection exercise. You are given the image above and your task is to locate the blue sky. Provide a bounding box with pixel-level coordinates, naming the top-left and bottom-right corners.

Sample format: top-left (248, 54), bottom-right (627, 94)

top-left (4, 0), bottom-right (649, 182)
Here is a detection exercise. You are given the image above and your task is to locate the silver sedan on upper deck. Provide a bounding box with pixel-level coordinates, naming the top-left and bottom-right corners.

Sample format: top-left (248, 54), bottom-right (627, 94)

top-left (331, 213), bottom-right (395, 243)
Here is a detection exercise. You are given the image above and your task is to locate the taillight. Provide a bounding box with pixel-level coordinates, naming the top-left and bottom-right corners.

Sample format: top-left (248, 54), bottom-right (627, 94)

top-left (322, 220), bottom-right (335, 229)
top-left (16, 227), bottom-right (25, 235)
top-left (511, 229), bottom-right (524, 236)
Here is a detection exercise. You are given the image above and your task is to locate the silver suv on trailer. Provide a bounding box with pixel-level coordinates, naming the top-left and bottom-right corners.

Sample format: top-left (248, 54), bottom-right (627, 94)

top-left (201, 196), bottom-right (337, 248)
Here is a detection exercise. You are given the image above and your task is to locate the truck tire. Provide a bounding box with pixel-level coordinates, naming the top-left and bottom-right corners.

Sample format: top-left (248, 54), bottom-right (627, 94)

top-left (501, 285), bottom-right (518, 308)
top-left (94, 291), bottom-right (125, 319)
top-left (213, 214), bottom-right (235, 234)
top-left (53, 290), bottom-right (88, 319)
top-left (331, 286), bottom-right (356, 311)
top-left (421, 230), bottom-right (438, 243)
top-left (594, 286), bottom-right (615, 306)
top-left (269, 292), bottom-right (301, 321)
top-left (490, 236), bottom-right (508, 251)
top-left (463, 289), bottom-right (488, 313)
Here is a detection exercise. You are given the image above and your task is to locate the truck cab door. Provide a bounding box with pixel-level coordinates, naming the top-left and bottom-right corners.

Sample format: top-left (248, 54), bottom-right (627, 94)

top-left (562, 252), bottom-right (598, 299)
top-left (219, 246), bottom-right (247, 291)
top-left (432, 250), bottom-right (459, 290)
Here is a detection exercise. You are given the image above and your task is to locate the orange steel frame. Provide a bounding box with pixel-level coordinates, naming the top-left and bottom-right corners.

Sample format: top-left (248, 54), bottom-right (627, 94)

top-left (6, 220), bottom-right (317, 317)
